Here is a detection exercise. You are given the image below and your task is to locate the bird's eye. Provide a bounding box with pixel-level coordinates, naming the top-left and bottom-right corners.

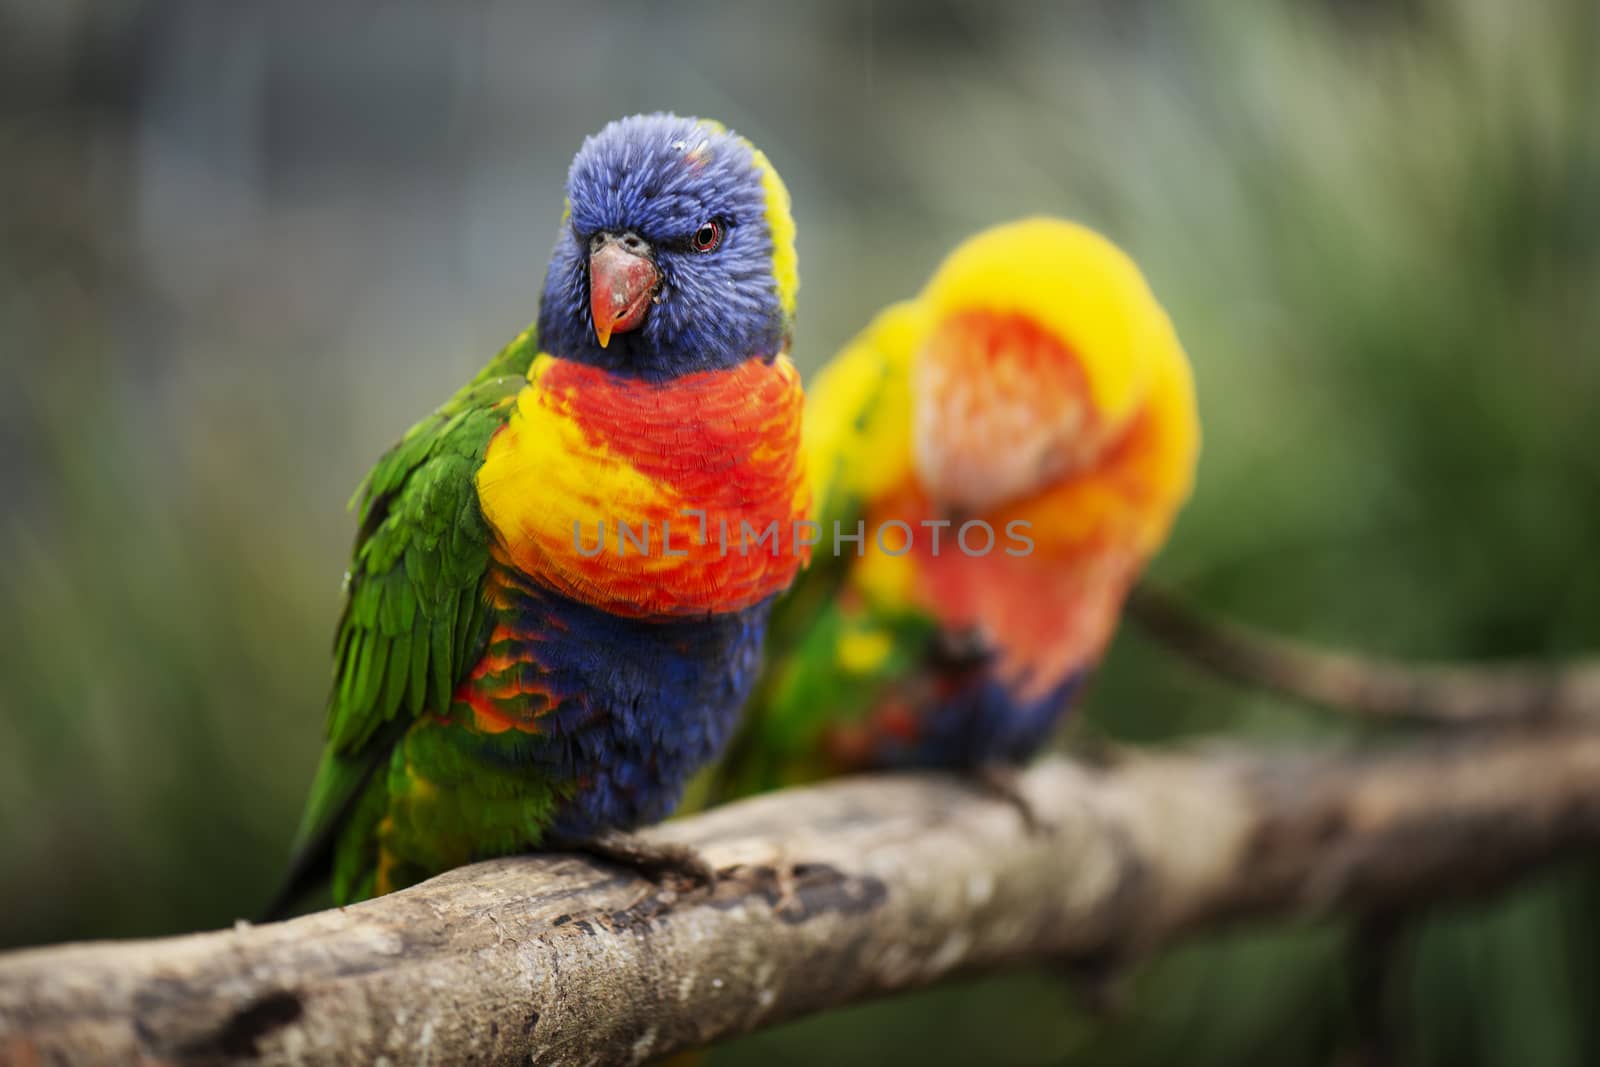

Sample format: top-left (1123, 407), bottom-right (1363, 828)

top-left (690, 220), bottom-right (724, 253)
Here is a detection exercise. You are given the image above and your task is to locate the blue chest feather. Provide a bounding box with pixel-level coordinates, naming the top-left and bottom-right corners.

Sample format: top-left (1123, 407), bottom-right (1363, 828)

top-left (470, 570), bottom-right (772, 838)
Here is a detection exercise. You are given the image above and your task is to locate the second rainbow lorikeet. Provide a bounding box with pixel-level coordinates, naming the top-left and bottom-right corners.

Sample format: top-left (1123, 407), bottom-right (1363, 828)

top-left (715, 218), bottom-right (1198, 798)
top-left (273, 114), bottom-right (806, 911)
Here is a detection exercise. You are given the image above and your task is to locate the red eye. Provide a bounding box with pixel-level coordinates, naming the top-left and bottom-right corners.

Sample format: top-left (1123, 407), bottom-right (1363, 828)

top-left (690, 220), bottom-right (723, 253)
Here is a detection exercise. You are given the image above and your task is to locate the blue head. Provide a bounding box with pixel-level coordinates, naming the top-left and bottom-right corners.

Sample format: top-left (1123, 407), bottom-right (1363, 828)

top-left (537, 114), bottom-right (799, 381)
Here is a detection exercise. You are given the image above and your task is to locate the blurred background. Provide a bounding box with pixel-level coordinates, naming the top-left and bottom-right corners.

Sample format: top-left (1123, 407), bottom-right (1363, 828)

top-left (2, 0), bottom-right (1598, 1063)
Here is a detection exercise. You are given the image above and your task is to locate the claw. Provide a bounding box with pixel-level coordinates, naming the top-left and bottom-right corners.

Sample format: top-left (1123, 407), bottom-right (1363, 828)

top-left (973, 764), bottom-right (1053, 835)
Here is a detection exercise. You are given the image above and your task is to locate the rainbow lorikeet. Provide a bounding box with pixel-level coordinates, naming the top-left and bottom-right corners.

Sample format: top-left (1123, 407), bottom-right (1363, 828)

top-left (275, 114), bottom-right (806, 909)
top-left (715, 218), bottom-right (1198, 797)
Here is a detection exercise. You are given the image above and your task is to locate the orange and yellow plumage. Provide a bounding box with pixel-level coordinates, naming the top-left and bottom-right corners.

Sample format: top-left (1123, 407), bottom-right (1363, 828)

top-left (717, 217), bottom-right (1199, 793)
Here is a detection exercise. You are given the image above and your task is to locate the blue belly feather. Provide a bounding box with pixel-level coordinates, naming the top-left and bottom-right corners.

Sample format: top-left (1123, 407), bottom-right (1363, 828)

top-left (467, 569), bottom-right (773, 839)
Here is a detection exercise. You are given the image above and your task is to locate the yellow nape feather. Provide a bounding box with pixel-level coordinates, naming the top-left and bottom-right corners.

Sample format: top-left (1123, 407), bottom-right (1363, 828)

top-left (748, 146), bottom-right (799, 323)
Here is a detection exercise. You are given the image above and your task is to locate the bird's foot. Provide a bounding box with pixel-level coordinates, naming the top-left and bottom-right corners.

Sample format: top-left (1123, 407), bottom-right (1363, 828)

top-left (1059, 719), bottom-right (1124, 769)
top-left (972, 763), bottom-right (1052, 835)
top-left (571, 830), bottom-right (718, 891)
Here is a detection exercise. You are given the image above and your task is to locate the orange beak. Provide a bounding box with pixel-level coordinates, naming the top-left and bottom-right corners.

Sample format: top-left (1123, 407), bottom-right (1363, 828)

top-left (589, 235), bottom-right (660, 348)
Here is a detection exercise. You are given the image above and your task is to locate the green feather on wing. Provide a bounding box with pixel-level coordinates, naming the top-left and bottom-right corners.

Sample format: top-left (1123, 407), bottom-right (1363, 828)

top-left (270, 330), bottom-right (537, 913)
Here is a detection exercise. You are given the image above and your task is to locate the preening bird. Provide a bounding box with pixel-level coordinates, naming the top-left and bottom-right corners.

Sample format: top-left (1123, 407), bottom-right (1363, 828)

top-left (716, 218), bottom-right (1197, 797)
top-left (274, 114), bottom-right (806, 911)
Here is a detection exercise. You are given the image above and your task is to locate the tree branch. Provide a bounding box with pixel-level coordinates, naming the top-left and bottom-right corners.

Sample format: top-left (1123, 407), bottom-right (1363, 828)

top-left (1128, 583), bottom-right (1600, 723)
top-left (5, 728), bottom-right (1600, 1066)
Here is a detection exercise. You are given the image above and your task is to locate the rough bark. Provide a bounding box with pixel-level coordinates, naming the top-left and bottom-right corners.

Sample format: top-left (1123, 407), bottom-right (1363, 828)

top-left (5, 728), bottom-right (1600, 1066)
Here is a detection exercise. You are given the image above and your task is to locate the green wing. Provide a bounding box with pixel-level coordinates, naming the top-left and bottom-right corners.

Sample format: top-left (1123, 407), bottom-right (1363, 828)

top-left (271, 330), bottom-right (535, 912)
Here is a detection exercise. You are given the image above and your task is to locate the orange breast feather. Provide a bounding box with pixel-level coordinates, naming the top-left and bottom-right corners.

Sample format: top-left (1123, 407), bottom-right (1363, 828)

top-left (476, 354), bottom-right (810, 618)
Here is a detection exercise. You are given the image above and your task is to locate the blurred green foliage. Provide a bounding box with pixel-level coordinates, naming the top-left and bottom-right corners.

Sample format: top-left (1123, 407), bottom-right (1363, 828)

top-left (1, 1), bottom-right (1596, 1064)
